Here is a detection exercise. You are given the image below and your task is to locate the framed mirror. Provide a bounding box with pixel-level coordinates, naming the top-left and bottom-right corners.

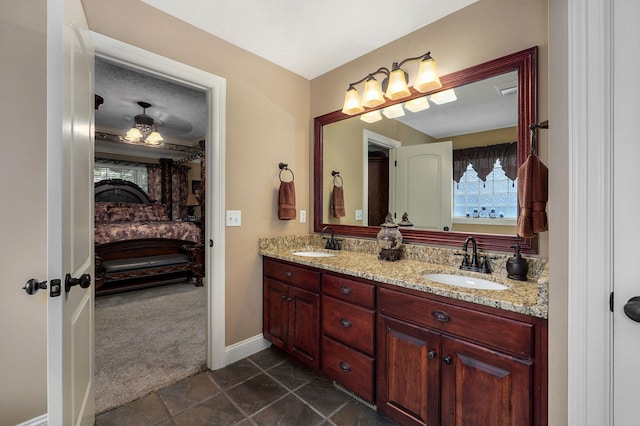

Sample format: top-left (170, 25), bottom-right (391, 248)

top-left (314, 47), bottom-right (538, 253)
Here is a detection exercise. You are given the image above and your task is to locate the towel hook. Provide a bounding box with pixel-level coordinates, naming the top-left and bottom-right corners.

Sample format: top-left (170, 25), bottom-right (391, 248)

top-left (528, 120), bottom-right (549, 156)
top-left (278, 162), bottom-right (294, 182)
top-left (332, 170), bottom-right (343, 187)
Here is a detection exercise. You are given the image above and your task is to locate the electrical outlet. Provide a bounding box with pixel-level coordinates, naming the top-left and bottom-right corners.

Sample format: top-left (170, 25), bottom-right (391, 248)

top-left (355, 210), bottom-right (363, 221)
top-left (300, 210), bottom-right (307, 223)
top-left (226, 210), bottom-right (241, 227)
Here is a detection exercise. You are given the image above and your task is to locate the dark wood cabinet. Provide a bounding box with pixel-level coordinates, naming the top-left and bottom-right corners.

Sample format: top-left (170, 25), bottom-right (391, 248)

top-left (263, 259), bottom-right (320, 370)
top-left (262, 257), bottom-right (547, 425)
top-left (321, 273), bottom-right (376, 402)
top-left (376, 286), bottom-right (545, 426)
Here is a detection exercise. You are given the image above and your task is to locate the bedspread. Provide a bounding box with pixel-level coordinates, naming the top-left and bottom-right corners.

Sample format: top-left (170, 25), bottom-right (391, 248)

top-left (95, 221), bottom-right (201, 245)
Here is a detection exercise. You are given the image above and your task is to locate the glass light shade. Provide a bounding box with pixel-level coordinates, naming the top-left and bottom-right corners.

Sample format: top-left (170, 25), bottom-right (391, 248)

top-left (382, 104), bottom-right (405, 119)
top-left (145, 130), bottom-right (163, 145)
top-left (342, 87), bottom-right (364, 115)
top-left (362, 77), bottom-right (386, 108)
top-left (430, 88), bottom-right (457, 105)
top-left (385, 68), bottom-right (411, 100)
top-left (405, 97), bottom-right (430, 112)
top-left (360, 110), bottom-right (382, 123)
top-left (125, 127), bottom-right (143, 141)
top-left (413, 57), bottom-right (442, 93)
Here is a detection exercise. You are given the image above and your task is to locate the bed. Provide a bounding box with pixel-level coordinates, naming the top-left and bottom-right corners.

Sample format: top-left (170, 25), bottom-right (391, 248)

top-left (94, 179), bottom-right (203, 295)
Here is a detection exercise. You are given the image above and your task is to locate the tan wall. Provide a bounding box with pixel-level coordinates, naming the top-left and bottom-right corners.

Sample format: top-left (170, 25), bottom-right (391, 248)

top-left (82, 0), bottom-right (311, 347)
top-left (0, 1), bottom-right (48, 423)
top-left (311, 0), bottom-right (549, 258)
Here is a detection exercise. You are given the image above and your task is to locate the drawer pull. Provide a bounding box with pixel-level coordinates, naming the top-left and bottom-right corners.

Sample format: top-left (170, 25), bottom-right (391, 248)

top-left (432, 310), bottom-right (451, 322)
top-left (284, 271), bottom-right (293, 277)
top-left (339, 361), bottom-right (351, 372)
top-left (340, 286), bottom-right (352, 294)
top-left (340, 318), bottom-right (352, 328)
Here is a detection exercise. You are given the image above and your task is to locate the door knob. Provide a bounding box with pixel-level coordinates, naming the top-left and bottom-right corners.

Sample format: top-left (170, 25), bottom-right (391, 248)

top-left (23, 279), bottom-right (47, 295)
top-left (65, 273), bottom-right (91, 293)
top-left (623, 296), bottom-right (640, 322)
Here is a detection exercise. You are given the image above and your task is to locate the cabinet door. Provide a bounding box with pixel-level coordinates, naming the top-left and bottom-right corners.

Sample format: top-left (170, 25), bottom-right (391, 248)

top-left (288, 286), bottom-right (320, 370)
top-left (377, 314), bottom-right (440, 426)
top-left (263, 278), bottom-right (289, 351)
top-left (440, 336), bottom-right (533, 426)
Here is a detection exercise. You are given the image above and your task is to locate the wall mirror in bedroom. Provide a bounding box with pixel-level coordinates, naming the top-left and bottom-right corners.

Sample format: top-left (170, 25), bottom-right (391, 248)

top-left (314, 47), bottom-right (538, 253)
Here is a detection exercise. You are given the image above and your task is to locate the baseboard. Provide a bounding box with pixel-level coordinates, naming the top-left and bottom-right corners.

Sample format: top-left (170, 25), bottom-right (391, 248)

top-left (15, 414), bottom-right (47, 426)
top-left (224, 333), bottom-right (271, 366)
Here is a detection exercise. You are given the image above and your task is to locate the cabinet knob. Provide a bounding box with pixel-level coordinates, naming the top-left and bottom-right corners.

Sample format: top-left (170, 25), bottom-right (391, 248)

top-left (287, 297), bottom-right (293, 302)
top-left (428, 350), bottom-right (437, 359)
top-left (340, 286), bottom-right (352, 294)
top-left (284, 271), bottom-right (293, 277)
top-left (443, 356), bottom-right (452, 365)
top-left (339, 361), bottom-right (351, 372)
top-left (340, 318), bottom-right (352, 328)
top-left (281, 295), bottom-right (288, 300)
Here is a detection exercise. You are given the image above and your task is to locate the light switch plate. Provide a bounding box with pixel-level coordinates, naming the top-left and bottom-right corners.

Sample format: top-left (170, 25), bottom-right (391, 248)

top-left (300, 210), bottom-right (307, 223)
top-left (355, 210), bottom-right (363, 221)
top-left (226, 210), bottom-right (241, 227)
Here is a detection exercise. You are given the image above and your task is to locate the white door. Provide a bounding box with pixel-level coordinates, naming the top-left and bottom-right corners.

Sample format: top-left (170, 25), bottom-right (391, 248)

top-left (613, 0), bottom-right (640, 423)
top-left (47, 0), bottom-right (95, 424)
top-left (394, 141), bottom-right (452, 230)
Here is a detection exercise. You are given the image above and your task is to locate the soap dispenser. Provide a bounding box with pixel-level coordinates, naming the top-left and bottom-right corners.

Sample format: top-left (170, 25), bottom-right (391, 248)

top-left (506, 244), bottom-right (529, 281)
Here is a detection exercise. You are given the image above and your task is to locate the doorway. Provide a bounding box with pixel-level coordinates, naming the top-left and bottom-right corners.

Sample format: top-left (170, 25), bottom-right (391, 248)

top-left (92, 32), bottom-right (226, 382)
top-left (362, 130), bottom-right (400, 226)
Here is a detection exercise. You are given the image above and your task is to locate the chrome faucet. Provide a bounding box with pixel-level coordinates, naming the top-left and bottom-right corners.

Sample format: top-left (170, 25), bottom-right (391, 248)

top-left (458, 236), bottom-right (491, 273)
top-left (321, 226), bottom-right (341, 250)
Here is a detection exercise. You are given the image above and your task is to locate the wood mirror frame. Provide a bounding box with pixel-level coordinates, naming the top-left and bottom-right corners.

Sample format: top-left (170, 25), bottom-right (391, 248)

top-left (313, 47), bottom-right (538, 253)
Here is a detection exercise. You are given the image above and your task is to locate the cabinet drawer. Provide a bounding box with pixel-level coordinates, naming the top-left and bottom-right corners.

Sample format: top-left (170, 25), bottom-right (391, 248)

top-left (322, 336), bottom-right (375, 402)
top-left (263, 259), bottom-right (320, 292)
top-left (322, 296), bottom-right (375, 355)
top-left (323, 273), bottom-right (374, 308)
top-left (378, 287), bottom-right (534, 357)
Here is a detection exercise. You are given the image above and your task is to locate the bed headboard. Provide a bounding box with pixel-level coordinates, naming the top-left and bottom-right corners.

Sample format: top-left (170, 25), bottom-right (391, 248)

top-left (94, 179), bottom-right (155, 204)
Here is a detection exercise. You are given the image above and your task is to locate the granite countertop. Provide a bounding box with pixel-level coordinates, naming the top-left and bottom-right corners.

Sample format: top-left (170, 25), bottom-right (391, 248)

top-left (259, 236), bottom-right (548, 319)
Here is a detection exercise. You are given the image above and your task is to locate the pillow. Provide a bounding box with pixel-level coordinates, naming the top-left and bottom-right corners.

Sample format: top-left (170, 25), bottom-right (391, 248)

top-left (143, 205), bottom-right (160, 221)
top-left (128, 204), bottom-right (148, 222)
top-left (94, 202), bottom-right (110, 223)
top-left (107, 206), bottom-right (132, 222)
top-left (152, 204), bottom-right (170, 221)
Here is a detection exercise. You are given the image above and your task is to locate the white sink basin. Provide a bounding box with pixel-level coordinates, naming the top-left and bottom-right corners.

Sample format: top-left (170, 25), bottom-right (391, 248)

top-left (423, 273), bottom-right (508, 291)
top-left (292, 251), bottom-right (336, 258)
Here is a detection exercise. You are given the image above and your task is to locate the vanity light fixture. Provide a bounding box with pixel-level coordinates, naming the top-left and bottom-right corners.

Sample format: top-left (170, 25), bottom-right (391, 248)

top-left (382, 104), bottom-right (405, 119)
top-left (125, 101), bottom-right (164, 145)
top-left (405, 96), bottom-right (430, 113)
top-left (360, 110), bottom-right (383, 123)
top-left (429, 88), bottom-right (457, 105)
top-left (341, 51), bottom-right (442, 115)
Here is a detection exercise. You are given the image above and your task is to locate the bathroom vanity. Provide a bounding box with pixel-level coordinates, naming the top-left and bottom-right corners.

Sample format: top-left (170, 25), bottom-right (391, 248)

top-left (260, 237), bottom-right (548, 426)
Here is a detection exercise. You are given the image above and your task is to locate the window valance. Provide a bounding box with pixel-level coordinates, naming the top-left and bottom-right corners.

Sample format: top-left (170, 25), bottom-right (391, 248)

top-left (453, 142), bottom-right (518, 183)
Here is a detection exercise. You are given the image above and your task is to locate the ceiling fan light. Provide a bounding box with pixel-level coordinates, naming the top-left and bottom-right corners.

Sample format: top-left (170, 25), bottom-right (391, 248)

top-left (385, 68), bottom-right (411, 100)
top-left (145, 130), bottom-right (164, 145)
top-left (362, 76), bottom-right (386, 108)
top-left (125, 127), bottom-right (143, 141)
top-left (405, 96), bottom-right (430, 112)
top-left (342, 86), bottom-right (364, 115)
top-left (382, 103), bottom-right (405, 119)
top-left (360, 110), bottom-right (382, 123)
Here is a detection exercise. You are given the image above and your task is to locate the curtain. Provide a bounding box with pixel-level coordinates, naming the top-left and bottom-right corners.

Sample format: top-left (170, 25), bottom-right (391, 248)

top-left (146, 165), bottom-right (162, 202)
top-left (171, 164), bottom-right (190, 219)
top-left (453, 142), bottom-right (517, 184)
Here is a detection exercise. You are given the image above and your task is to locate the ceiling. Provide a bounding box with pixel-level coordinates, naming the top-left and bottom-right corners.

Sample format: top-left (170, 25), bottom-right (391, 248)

top-left (94, 0), bottom-right (481, 159)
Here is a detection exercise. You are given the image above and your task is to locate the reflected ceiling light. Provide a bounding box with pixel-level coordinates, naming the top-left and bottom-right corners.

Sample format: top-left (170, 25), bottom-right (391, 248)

top-left (430, 88), bottom-right (457, 105)
top-left (382, 104), bottom-right (405, 119)
top-left (341, 51), bottom-right (442, 115)
top-left (125, 101), bottom-right (164, 145)
top-left (405, 96), bottom-right (430, 113)
top-left (360, 110), bottom-right (382, 123)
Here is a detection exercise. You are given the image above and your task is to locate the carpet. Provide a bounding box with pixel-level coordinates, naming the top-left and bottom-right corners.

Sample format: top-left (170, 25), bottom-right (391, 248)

top-left (95, 282), bottom-right (207, 414)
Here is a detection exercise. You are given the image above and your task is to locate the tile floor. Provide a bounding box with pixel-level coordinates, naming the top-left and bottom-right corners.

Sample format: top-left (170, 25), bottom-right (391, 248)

top-left (95, 346), bottom-right (398, 425)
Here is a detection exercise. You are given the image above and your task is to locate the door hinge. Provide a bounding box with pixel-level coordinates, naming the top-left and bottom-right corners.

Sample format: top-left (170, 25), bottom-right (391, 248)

top-left (610, 291), bottom-right (614, 312)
